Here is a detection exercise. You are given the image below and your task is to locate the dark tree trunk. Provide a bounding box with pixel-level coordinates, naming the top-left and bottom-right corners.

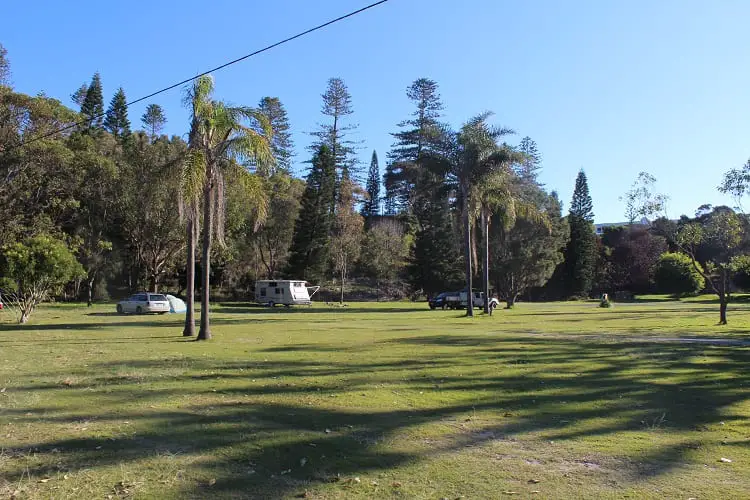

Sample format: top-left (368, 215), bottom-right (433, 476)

top-left (506, 294), bottom-right (517, 309)
top-left (463, 200), bottom-right (474, 317)
top-left (198, 184), bottom-right (213, 341)
top-left (482, 209), bottom-right (490, 314)
top-left (183, 212), bottom-right (196, 337)
top-left (719, 298), bottom-right (727, 325)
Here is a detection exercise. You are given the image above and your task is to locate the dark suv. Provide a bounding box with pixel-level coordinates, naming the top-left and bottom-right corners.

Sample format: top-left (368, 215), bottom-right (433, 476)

top-left (428, 291), bottom-right (460, 310)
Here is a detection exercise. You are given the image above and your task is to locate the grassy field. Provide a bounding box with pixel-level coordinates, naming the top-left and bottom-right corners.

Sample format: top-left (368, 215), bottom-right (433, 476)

top-left (0, 298), bottom-right (748, 499)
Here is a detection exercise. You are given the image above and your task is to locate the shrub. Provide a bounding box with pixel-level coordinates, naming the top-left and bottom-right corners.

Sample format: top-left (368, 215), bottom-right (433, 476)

top-left (654, 252), bottom-right (705, 297)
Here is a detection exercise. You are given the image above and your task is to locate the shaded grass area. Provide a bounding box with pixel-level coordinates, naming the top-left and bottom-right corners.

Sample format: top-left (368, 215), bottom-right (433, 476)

top-left (0, 300), bottom-right (749, 499)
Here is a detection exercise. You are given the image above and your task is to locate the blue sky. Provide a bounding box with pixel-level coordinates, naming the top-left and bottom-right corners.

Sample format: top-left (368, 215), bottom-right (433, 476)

top-left (4, 0), bottom-right (748, 222)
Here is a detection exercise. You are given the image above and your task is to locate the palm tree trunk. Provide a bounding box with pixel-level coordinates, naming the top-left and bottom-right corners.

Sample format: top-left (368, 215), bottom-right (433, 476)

top-left (183, 212), bottom-right (196, 337)
top-left (463, 201), bottom-right (474, 317)
top-left (482, 208), bottom-right (490, 314)
top-left (198, 184), bottom-right (213, 341)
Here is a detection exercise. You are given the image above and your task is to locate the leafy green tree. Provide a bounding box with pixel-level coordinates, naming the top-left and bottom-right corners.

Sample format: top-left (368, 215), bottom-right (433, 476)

top-left (182, 75), bottom-right (272, 340)
top-left (286, 145), bottom-right (336, 281)
top-left (104, 87), bottom-right (131, 138)
top-left (597, 226), bottom-right (667, 294)
top-left (621, 172), bottom-right (668, 224)
top-left (362, 150), bottom-right (381, 222)
top-left (562, 169), bottom-right (597, 298)
top-left (0, 89), bottom-right (79, 245)
top-left (257, 97), bottom-right (294, 175)
top-left (0, 234), bottom-right (85, 323)
top-left (253, 173), bottom-right (304, 278)
top-left (80, 72), bottom-right (104, 131)
top-left (491, 190), bottom-right (568, 308)
top-left (677, 208), bottom-right (745, 324)
top-left (121, 133), bottom-right (187, 292)
top-left (361, 219), bottom-right (408, 299)
top-left (309, 78), bottom-right (358, 178)
top-left (68, 133), bottom-right (120, 305)
top-left (331, 171), bottom-right (364, 303)
top-left (141, 104), bottom-right (167, 139)
top-left (654, 252), bottom-right (705, 297)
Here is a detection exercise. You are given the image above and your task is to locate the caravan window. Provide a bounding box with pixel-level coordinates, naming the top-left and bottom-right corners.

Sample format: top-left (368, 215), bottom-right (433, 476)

top-left (275, 288), bottom-right (282, 294)
top-left (268, 282), bottom-right (278, 287)
top-left (294, 282), bottom-right (304, 288)
top-left (260, 288), bottom-right (267, 297)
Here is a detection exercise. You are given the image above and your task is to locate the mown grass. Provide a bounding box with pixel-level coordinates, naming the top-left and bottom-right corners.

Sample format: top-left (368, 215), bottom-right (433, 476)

top-left (0, 298), bottom-right (748, 499)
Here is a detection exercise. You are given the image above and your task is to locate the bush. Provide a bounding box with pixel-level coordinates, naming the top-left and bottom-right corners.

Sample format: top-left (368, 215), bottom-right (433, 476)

top-left (654, 252), bottom-right (705, 297)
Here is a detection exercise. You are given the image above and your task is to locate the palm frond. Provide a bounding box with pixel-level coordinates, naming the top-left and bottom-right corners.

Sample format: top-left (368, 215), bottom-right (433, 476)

top-left (181, 149), bottom-right (207, 207)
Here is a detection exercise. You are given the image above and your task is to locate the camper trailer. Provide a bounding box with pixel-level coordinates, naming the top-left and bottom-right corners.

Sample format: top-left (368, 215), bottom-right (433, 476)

top-left (254, 280), bottom-right (319, 307)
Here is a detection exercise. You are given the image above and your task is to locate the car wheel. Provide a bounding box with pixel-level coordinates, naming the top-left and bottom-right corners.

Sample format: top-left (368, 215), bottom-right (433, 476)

top-left (116, 304), bottom-right (123, 314)
top-left (159, 312), bottom-right (168, 315)
top-left (136, 306), bottom-right (143, 314)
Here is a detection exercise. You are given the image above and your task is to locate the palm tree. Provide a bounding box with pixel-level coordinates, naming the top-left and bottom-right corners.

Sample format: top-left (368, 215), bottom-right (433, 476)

top-left (423, 113), bottom-right (514, 316)
top-left (182, 75), bottom-right (273, 340)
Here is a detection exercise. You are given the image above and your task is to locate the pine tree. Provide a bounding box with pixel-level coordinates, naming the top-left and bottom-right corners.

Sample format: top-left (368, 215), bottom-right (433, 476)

top-left (309, 78), bottom-right (359, 178)
top-left (563, 169), bottom-right (597, 298)
top-left (408, 193), bottom-right (463, 296)
top-left (71, 83), bottom-right (88, 107)
top-left (0, 43), bottom-right (11, 86)
top-left (80, 72), bottom-right (104, 132)
top-left (104, 87), bottom-right (131, 138)
top-left (362, 150), bottom-right (381, 221)
top-left (570, 169), bottom-right (594, 221)
top-left (385, 78), bottom-right (444, 214)
top-left (141, 104), bottom-right (167, 138)
top-left (258, 97), bottom-right (294, 175)
top-left (517, 136), bottom-right (541, 183)
top-left (286, 145), bottom-right (336, 281)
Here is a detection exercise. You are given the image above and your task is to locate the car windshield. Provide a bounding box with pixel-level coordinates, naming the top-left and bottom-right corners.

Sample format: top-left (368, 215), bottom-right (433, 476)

top-left (149, 294), bottom-right (167, 301)
top-left (435, 293), bottom-right (447, 299)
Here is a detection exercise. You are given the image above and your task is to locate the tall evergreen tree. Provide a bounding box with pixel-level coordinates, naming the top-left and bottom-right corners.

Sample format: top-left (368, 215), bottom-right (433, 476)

top-left (309, 78), bottom-right (358, 178)
top-left (382, 162), bottom-right (397, 216)
top-left (104, 87), bottom-right (131, 138)
top-left (0, 43), bottom-right (11, 86)
top-left (141, 104), bottom-right (167, 138)
top-left (362, 150), bottom-right (381, 221)
top-left (563, 169), bottom-right (597, 297)
top-left (516, 136), bottom-right (541, 183)
top-left (258, 97), bottom-right (294, 175)
top-left (80, 72), bottom-right (104, 131)
top-left (385, 78), bottom-right (444, 214)
top-left (569, 169), bottom-right (594, 221)
top-left (286, 145), bottom-right (336, 281)
top-left (71, 83), bottom-right (88, 107)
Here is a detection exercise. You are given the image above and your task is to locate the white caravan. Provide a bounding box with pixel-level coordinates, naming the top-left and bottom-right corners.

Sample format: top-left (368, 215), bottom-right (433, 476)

top-left (254, 280), bottom-right (320, 307)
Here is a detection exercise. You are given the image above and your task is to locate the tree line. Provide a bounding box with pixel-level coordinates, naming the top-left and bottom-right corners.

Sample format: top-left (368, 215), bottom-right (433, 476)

top-left (2, 41), bottom-right (750, 327)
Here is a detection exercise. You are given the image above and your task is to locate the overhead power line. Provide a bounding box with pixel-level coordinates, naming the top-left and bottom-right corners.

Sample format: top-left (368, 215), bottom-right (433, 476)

top-left (3, 0), bottom-right (390, 153)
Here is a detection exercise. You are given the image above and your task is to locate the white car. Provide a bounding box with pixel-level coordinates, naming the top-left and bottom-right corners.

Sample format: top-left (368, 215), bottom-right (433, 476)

top-left (116, 293), bottom-right (170, 315)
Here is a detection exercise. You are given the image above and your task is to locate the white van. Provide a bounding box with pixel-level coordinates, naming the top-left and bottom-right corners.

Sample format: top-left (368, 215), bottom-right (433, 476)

top-left (254, 280), bottom-right (320, 307)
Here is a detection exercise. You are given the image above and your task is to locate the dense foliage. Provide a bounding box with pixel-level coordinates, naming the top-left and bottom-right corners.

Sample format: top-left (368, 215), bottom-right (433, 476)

top-left (2, 41), bottom-right (750, 327)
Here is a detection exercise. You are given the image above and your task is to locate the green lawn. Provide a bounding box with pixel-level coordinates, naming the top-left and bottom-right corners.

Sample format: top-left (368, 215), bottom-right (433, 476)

top-left (1, 299), bottom-right (748, 499)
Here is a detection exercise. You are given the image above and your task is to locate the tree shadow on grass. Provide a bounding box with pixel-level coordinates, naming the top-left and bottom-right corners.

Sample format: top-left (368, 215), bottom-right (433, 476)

top-left (1, 335), bottom-right (748, 498)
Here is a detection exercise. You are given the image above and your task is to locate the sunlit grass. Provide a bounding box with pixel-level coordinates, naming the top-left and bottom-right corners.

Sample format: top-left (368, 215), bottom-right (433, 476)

top-left (0, 298), bottom-right (748, 498)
